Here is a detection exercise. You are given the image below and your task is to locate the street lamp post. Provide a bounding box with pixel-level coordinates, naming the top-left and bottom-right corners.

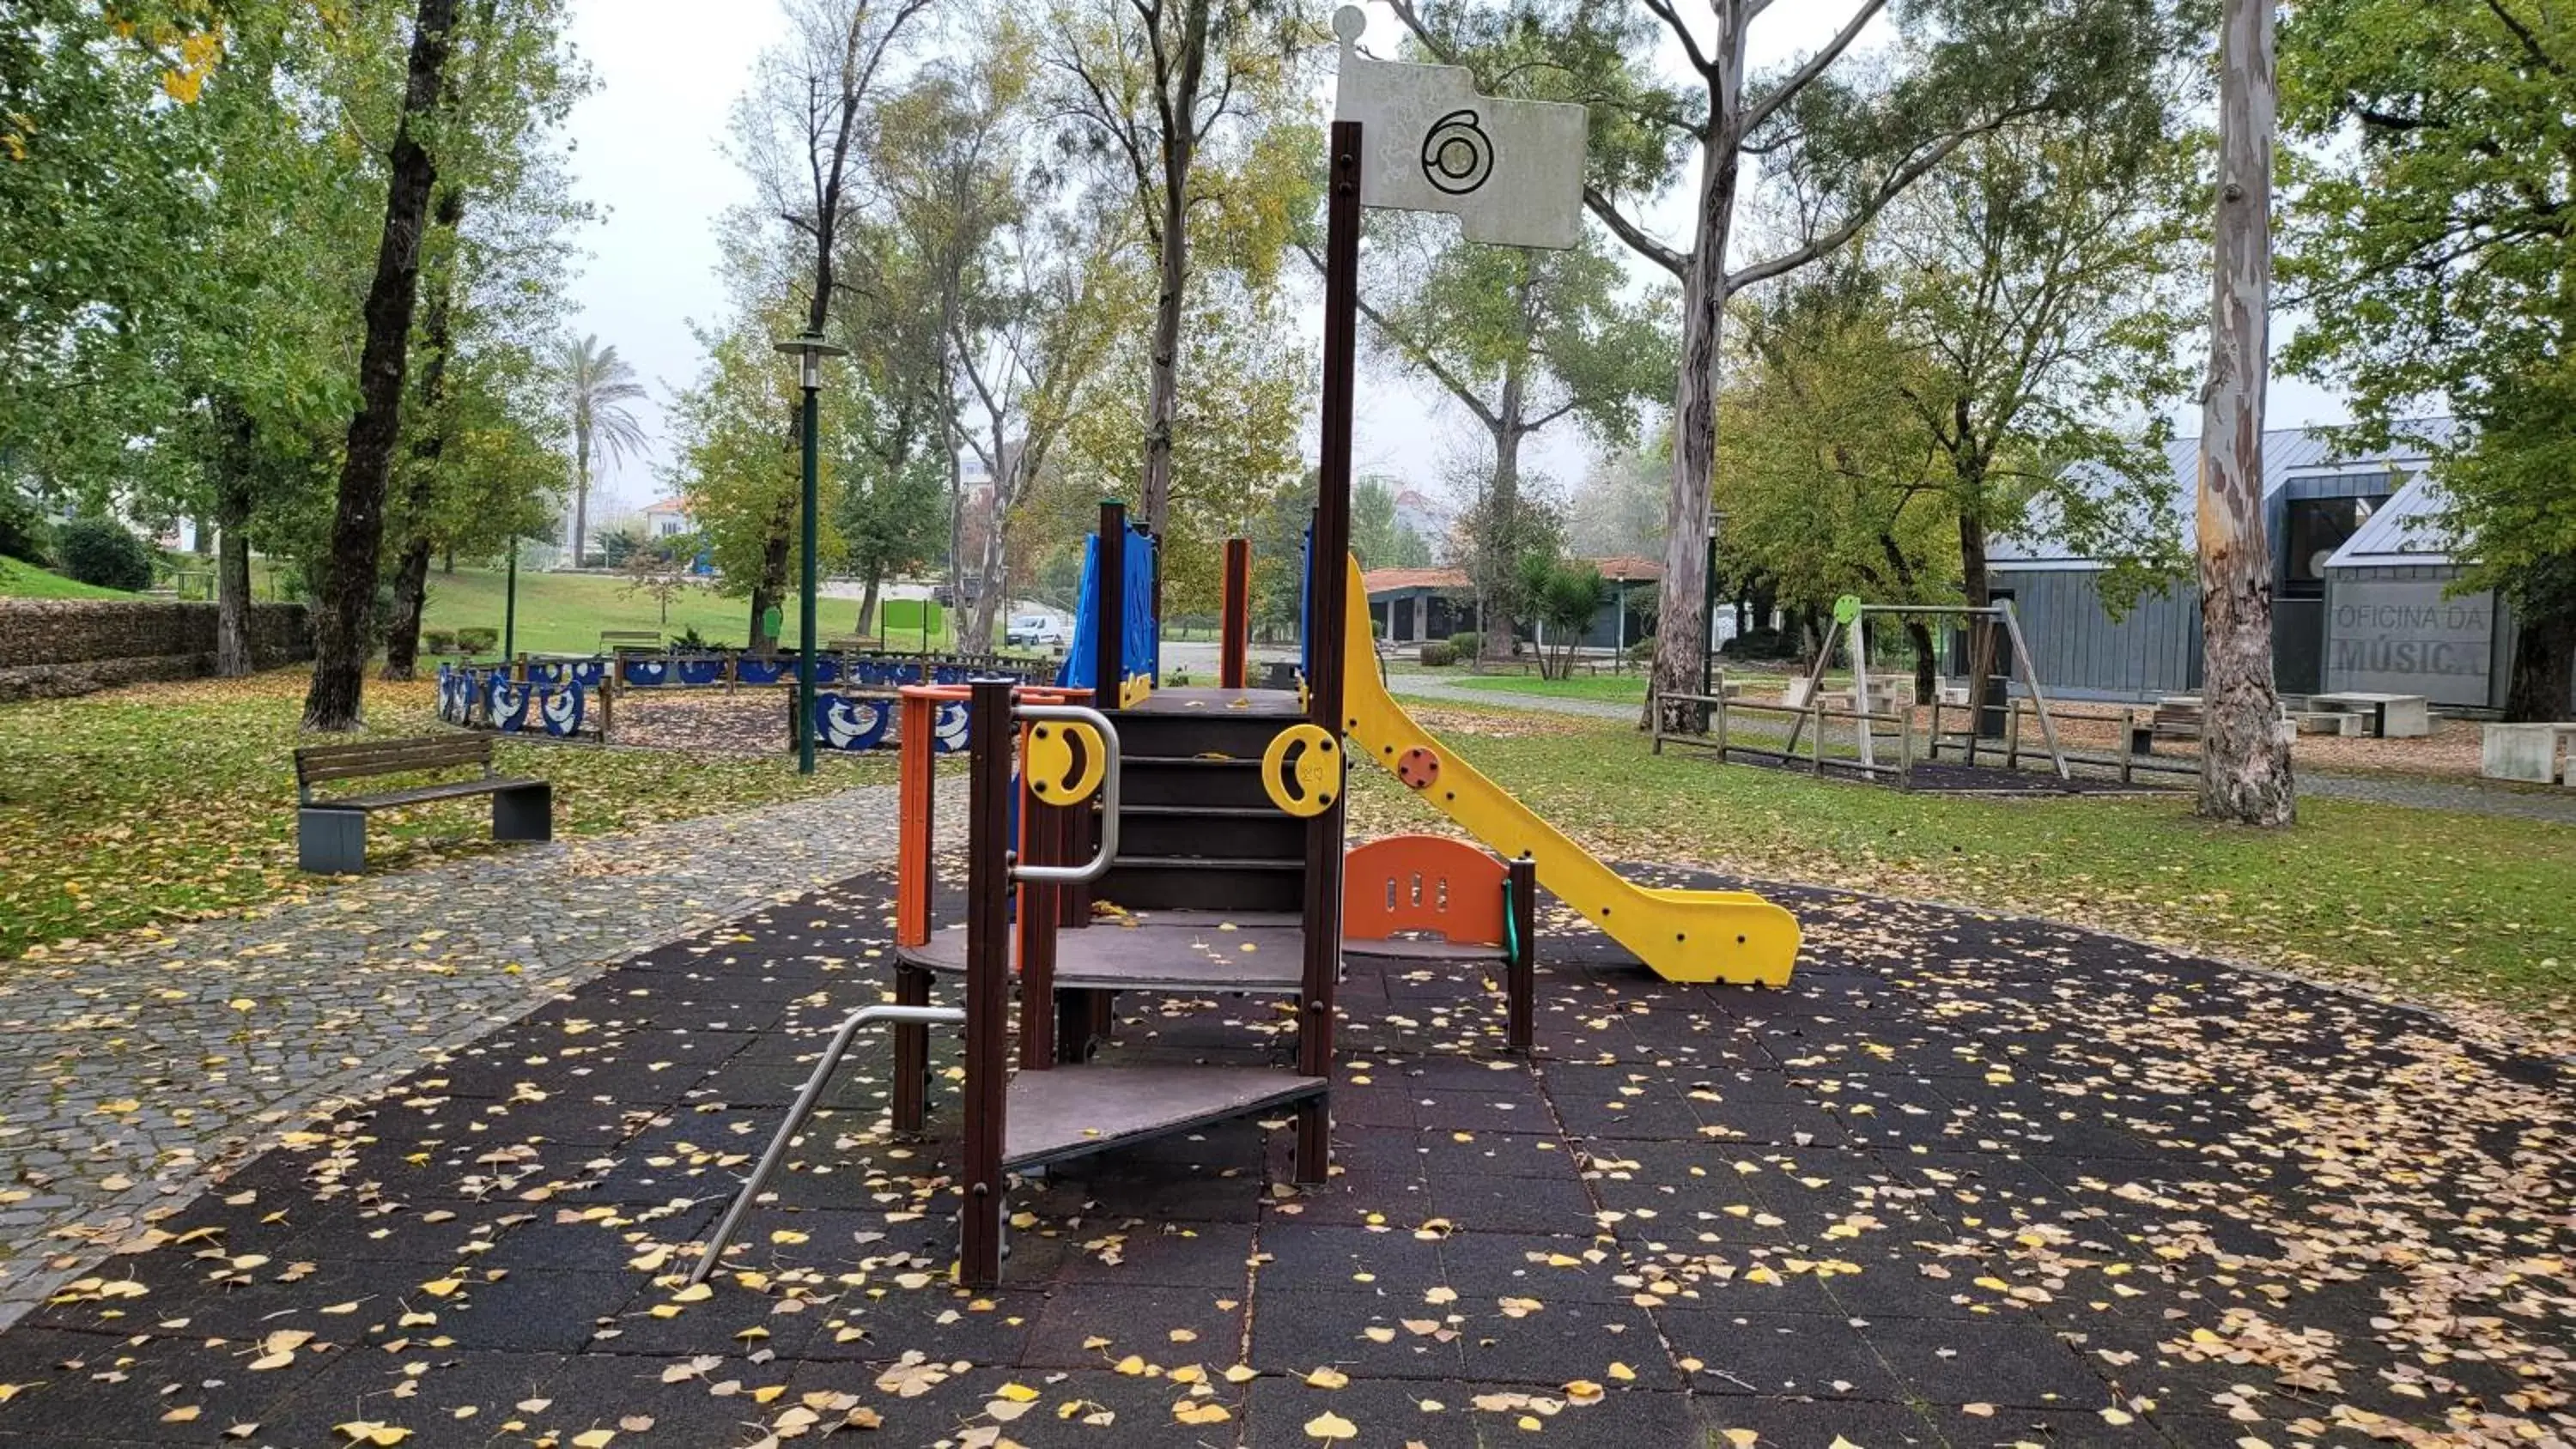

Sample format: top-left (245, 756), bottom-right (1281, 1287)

top-left (501, 533), bottom-right (519, 661)
top-left (777, 332), bottom-right (848, 777)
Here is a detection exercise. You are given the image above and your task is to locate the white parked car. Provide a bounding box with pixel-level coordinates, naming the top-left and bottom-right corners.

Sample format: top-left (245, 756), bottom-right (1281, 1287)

top-left (1005, 613), bottom-right (1069, 648)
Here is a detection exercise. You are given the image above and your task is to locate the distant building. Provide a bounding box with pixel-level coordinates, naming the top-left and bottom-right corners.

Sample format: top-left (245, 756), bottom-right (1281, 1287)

top-left (643, 497), bottom-right (695, 539)
top-left (1987, 417), bottom-right (2564, 711)
top-left (1392, 488), bottom-right (1449, 548)
top-left (1364, 555), bottom-right (1665, 654)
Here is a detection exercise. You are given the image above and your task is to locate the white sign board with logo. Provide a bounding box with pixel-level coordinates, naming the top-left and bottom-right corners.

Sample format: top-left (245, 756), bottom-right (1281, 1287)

top-left (1331, 6), bottom-right (1589, 251)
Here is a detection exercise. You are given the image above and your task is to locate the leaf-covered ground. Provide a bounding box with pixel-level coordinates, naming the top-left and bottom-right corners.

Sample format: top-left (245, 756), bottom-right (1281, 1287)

top-left (1346, 710), bottom-right (2576, 1054)
top-left (0, 670), bottom-right (890, 961)
top-left (0, 866), bottom-right (2566, 1448)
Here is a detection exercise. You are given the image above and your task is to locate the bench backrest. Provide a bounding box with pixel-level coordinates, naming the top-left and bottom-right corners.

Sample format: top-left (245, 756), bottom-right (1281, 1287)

top-left (295, 734), bottom-right (493, 799)
top-left (600, 630), bottom-right (662, 649)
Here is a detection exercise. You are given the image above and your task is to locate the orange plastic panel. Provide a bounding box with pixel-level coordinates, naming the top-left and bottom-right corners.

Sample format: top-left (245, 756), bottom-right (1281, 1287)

top-left (896, 692), bottom-right (936, 947)
top-left (1343, 834), bottom-right (1507, 947)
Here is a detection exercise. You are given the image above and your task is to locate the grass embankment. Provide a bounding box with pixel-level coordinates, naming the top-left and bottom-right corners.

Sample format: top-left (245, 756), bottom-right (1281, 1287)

top-left (1349, 706), bottom-right (2576, 1045)
top-left (413, 567), bottom-right (961, 657)
top-left (0, 670), bottom-right (890, 960)
top-left (0, 557), bottom-right (138, 600)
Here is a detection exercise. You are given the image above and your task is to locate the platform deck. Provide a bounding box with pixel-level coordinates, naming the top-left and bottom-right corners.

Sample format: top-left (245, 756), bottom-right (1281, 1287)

top-left (1002, 1064), bottom-right (1326, 1170)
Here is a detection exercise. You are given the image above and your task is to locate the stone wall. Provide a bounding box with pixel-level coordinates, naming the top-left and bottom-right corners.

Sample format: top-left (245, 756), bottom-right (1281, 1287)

top-left (0, 600), bottom-right (313, 702)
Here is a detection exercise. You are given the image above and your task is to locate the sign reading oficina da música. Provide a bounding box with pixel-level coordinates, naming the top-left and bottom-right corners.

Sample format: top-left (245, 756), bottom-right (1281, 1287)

top-left (1331, 5), bottom-right (1589, 252)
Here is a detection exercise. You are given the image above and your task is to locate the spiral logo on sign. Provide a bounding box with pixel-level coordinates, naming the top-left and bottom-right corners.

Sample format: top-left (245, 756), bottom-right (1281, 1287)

top-left (1419, 109), bottom-right (1493, 196)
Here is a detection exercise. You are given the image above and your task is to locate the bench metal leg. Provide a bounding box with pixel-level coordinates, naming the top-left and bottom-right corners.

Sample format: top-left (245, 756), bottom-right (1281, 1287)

top-left (298, 808), bottom-right (368, 875)
top-left (493, 783), bottom-right (552, 843)
top-left (689, 1002), bottom-right (965, 1287)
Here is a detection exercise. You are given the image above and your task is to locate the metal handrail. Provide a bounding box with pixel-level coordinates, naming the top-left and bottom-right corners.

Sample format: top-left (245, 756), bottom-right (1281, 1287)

top-left (688, 1003), bottom-right (967, 1286)
top-left (1010, 703), bottom-right (1121, 884)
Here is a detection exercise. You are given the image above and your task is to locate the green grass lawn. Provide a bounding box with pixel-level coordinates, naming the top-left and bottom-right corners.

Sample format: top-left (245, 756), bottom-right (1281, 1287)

top-left (0, 556), bottom-right (137, 600)
top-left (415, 567), bottom-right (956, 657)
top-left (1352, 707), bottom-right (2576, 1046)
top-left (0, 669), bottom-right (889, 960)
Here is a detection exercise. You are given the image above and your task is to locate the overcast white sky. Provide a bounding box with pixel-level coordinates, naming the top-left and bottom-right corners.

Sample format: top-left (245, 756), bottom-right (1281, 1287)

top-left (558, 0), bottom-right (2345, 524)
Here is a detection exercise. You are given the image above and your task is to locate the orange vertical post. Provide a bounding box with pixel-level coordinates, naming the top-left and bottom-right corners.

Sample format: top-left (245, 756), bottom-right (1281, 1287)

top-left (896, 691), bottom-right (936, 948)
top-left (1221, 537), bottom-right (1251, 689)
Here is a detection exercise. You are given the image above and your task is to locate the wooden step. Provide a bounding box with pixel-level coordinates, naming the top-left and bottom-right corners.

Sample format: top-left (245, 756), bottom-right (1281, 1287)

top-left (1100, 855), bottom-right (1305, 914)
top-left (1117, 803), bottom-right (1303, 861)
top-left (1120, 755), bottom-right (1274, 809)
top-left (896, 920), bottom-right (1306, 993)
top-left (1004, 1064), bottom-right (1326, 1170)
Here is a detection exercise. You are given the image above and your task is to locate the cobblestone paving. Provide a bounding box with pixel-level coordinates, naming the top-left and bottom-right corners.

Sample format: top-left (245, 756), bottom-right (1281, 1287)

top-left (0, 782), bottom-right (951, 1327)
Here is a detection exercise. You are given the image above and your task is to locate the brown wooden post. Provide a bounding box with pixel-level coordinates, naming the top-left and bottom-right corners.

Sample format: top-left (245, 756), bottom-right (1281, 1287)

top-left (1295, 118), bottom-right (1364, 1186)
top-left (959, 679), bottom-right (1014, 1287)
top-left (1093, 500), bottom-right (1126, 713)
top-left (1221, 537), bottom-right (1251, 689)
top-left (892, 962), bottom-right (930, 1137)
top-left (1506, 858), bottom-right (1537, 1054)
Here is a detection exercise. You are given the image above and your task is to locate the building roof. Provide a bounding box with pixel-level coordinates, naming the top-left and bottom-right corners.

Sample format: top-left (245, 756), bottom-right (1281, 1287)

top-left (1992, 418), bottom-right (2456, 567)
top-left (1588, 554), bottom-right (1663, 581)
top-left (1364, 567), bottom-right (1470, 596)
top-left (643, 497), bottom-right (690, 515)
top-left (2327, 470), bottom-right (2456, 567)
top-left (1363, 555), bottom-right (1661, 597)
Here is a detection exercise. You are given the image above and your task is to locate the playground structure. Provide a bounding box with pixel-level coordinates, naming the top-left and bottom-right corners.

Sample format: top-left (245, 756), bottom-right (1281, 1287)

top-left (690, 77), bottom-right (1802, 1288)
top-left (692, 494), bottom-right (1806, 1286)
top-left (1651, 598), bottom-right (2108, 791)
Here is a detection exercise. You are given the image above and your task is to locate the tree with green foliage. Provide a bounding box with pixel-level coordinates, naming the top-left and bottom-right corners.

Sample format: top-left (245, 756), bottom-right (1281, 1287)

top-left (1518, 552), bottom-right (1605, 680)
top-left (2280, 0), bottom-right (2576, 721)
top-left (1352, 476), bottom-right (1431, 569)
top-left (562, 335), bottom-right (647, 570)
top-left (730, 0), bottom-right (939, 652)
top-left (667, 314), bottom-right (843, 618)
top-left (1716, 263), bottom-right (1959, 698)
top-left (1394, 0), bottom-right (2189, 728)
top-left (307, 0), bottom-right (467, 731)
top-left (1044, 0), bottom-right (1322, 535)
top-left (1881, 115), bottom-right (2199, 639)
top-left (1340, 221), bottom-right (1669, 659)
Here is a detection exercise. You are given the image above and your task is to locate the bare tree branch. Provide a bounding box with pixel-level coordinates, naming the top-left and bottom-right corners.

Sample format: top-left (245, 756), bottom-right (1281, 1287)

top-left (1737, 0), bottom-right (1887, 138)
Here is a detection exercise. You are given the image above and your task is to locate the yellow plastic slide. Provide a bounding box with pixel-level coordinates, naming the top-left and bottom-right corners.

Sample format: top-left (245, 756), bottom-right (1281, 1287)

top-left (1339, 558), bottom-right (1801, 985)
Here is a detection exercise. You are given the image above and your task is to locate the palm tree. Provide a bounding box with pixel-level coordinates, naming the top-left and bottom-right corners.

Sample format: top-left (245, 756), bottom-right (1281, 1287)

top-left (562, 334), bottom-right (649, 567)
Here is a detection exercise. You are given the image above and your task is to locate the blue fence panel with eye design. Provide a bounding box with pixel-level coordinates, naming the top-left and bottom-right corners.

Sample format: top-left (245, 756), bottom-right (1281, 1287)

top-left (811, 694), bottom-right (892, 752)
top-left (622, 658), bottom-right (668, 688)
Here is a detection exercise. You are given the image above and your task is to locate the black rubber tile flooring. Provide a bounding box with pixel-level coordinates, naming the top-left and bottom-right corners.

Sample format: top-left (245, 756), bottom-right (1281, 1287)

top-left (0, 867), bottom-right (2569, 1448)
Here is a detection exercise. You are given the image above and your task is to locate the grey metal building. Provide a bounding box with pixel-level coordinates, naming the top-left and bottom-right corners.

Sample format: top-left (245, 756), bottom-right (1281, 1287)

top-left (1990, 421), bottom-right (2458, 702)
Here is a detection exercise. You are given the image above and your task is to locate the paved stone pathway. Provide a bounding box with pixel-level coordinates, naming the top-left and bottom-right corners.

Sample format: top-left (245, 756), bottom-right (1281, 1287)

top-left (0, 783), bottom-right (950, 1327)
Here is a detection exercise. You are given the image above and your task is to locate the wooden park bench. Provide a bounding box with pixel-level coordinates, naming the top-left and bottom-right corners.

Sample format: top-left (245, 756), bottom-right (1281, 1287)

top-left (293, 735), bottom-right (550, 875)
top-left (599, 629), bottom-right (663, 653)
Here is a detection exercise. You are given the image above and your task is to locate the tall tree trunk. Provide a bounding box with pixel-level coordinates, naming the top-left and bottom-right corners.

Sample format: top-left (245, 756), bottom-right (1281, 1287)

top-left (1647, 111), bottom-right (1744, 731)
top-left (1139, 0), bottom-right (1210, 536)
top-left (571, 433), bottom-right (590, 567)
top-left (856, 564), bottom-right (882, 638)
top-left (441, 549), bottom-right (454, 574)
top-left (751, 490), bottom-right (793, 652)
top-left (383, 185), bottom-right (465, 683)
top-left (303, 0), bottom-right (459, 731)
top-left (1481, 375), bottom-right (1527, 662)
top-left (968, 488), bottom-right (1009, 651)
top-left (2506, 602), bottom-right (2576, 722)
top-left (2196, 0), bottom-right (2292, 824)
top-left (212, 403), bottom-right (257, 679)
